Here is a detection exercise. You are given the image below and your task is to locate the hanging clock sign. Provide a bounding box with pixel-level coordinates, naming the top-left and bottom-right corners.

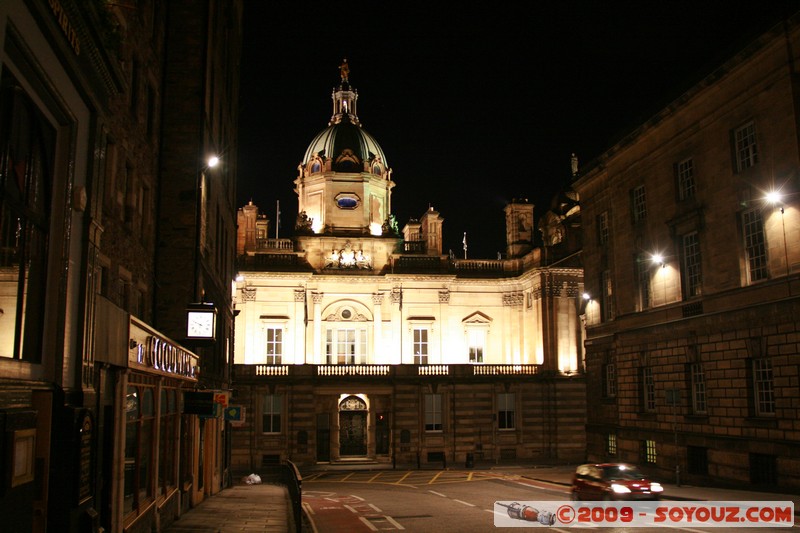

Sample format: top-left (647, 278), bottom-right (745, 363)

top-left (186, 303), bottom-right (217, 341)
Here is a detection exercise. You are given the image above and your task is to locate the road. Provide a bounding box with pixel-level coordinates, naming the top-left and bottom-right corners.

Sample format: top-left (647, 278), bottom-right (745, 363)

top-left (302, 469), bottom-right (798, 532)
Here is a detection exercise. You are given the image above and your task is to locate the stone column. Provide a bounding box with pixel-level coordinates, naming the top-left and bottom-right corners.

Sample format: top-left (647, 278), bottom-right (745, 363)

top-left (372, 293), bottom-right (384, 363)
top-left (312, 292), bottom-right (323, 364)
top-left (294, 289), bottom-right (305, 364)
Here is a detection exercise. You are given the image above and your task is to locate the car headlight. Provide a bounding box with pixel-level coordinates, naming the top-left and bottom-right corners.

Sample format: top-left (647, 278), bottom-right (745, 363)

top-left (611, 483), bottom-right (631, 494)
top-left (650, 483), bottom-right (663, 492)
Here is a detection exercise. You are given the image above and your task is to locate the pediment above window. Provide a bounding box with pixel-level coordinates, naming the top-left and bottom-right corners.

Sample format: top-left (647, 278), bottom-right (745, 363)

top-left (462, 311), bottom-right (492, 324)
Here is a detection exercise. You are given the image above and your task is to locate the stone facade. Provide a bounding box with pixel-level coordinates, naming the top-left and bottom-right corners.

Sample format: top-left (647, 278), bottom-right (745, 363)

top-left (232, 73), bottom-right (587, 469)
top-left (574, 16), bottom-right (800, 491)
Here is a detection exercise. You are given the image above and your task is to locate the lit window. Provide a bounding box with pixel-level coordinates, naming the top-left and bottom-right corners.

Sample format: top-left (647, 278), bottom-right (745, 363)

top-left (643, 439), bottom-right (657, 464)
top-left (467, 328), bottom-right (485, 363)
top-left (0, 70), bottom-right (53, 361)
top-left (265, 327), bottom-right (282, 365)
top-left (607, 433), bottom-right (617, 456)
top-left (325, 328), bottom-right (368, 364)
top-left (413, 328), bottom-right (428, 365)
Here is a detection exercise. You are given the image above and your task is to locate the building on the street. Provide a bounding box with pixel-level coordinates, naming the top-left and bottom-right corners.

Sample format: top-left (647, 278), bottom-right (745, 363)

top-left (231, 67), bottom-right (587, 470)
top-left (573, 15), bottom-right (800, 491)
top-left (0, 1), bottom-right (241, 532)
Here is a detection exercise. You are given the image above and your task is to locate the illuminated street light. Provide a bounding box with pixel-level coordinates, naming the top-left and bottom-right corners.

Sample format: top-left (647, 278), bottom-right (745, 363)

top-left (651, 253), bottom-right (665, 267)
top-left (207, 155), bottom-right (220, 168)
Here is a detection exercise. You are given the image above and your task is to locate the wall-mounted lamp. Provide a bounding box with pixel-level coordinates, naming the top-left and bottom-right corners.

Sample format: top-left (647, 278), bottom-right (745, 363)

top-left (765, 190), bottom-right (784, 214)
top-left (651, 253), bottom-right (665, 268)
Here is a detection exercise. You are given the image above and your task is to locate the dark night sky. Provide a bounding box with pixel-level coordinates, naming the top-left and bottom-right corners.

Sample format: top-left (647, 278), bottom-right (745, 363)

top-left (236, 1), bottom-right (800, 259)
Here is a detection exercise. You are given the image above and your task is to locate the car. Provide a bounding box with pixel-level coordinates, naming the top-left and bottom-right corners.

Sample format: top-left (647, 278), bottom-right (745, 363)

top-left (571, 463), bottom-right (663, 501)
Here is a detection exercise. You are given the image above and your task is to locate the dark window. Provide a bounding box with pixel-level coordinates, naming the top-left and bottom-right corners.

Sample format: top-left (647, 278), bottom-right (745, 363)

top-left (687, 446), bottom-right (708, 476)
top-left (640, 367), bottom-right (656, 412)
top-left (734, 122), bottom-right (758, 172)
top-left (749, 453), bottom-right (776, 485)
top-left (497, 393), bottom-right (515, 430)
top-left (742, 209), bottom-right (768, 282)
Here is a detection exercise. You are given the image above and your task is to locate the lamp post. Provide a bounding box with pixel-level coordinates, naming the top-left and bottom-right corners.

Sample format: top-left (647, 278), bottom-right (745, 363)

top-left (766, 191), bottom-right (790, 284)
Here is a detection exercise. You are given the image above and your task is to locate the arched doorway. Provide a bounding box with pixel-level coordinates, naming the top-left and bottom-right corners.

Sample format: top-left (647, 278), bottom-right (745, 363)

top-left (339, 395), bottom-right (367, 456)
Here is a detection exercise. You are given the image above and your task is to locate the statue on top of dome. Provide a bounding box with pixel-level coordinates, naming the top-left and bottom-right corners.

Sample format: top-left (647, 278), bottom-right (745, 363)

top-left (339, 58), bottom-right (350, 82)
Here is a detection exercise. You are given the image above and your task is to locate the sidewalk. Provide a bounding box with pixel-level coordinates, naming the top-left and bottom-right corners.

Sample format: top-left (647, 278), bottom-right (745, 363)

top-left (161, 481), bottom-right (293, 533)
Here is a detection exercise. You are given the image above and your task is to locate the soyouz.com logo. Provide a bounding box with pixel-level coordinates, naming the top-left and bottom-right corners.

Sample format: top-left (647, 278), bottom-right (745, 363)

top-left (493, 501), bottom-right (795, 528)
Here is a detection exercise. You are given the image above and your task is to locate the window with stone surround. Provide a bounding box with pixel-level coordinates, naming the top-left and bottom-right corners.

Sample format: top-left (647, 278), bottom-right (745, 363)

top-left (681, 231), bottom-right (702, 298)
top-left (689, 363), bottom-right (707, 414)
top-left (742, 208), bottom-right (768, 283)
top-left (607, 433), bottom-right (617, 456)
top-left (642, 439), bottom-right (657, 464)
top-left (676, 158), bottom-right (696, 201)
top-left (640, 366), bottom-right (656, 413)
top-left (262, 394), bottom-right (282, 433)
top-left (603, 363), bottom-right (617, 398)
top-left (0, 69), bottom-right (54, 362)
top-left (413, 327), bottom-right (429, 365)
top-left (631, 185), bottom-right (647, 224)
top-left (497, 393), bottom-right (515, 430)
top-left (601, 269), bottom-right (614, 321)
top-left (424, 393), bottom-right (443, 431)
top-left (734, 121), bottom-right (758, 172)
top-left (597, 211), bottom-right (610, 245)
top-left (265, 327), bottom-right (283, 365)
top-left (636, 254), bottom-right (651, 310)
top-left (751, 358), bottom-right (775, 416)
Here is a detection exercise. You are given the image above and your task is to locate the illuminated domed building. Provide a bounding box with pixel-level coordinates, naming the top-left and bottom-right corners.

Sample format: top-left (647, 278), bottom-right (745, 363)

top-left (231, 64), bottom-right (586, 468)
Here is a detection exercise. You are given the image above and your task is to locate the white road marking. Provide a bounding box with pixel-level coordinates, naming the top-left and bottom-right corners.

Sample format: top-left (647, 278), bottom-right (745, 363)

top-left (428, 490), bottom-right (448, 497)
top-left (453, 499), bottom-right (476, 507)
top-left (369, 503), bottom-right (383, 512)
top-left (358, 516), bottom-right (379, 531)
top-left (383, 515), bottom-right (405, 529)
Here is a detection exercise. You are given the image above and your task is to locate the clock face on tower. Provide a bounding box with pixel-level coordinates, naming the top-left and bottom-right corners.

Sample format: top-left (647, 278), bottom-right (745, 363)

top-left (187, 310), bottom-right (215, 339)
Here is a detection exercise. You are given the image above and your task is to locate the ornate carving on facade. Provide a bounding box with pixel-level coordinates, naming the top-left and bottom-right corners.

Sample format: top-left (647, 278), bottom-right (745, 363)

top-left (339, 395), bottom-right (367, 411)
top-left (545, 280), bottom-right (562, 297)
top-left (312, 292), bottom-right (324, 304)
top-left (241, 286), bottom-right (256, 301)
top-left (566, 282), bottom-right (579, 298)
top-left (438, 290), bottom-right (450, 303)
top-left (372, 293), bottom-right (384, 305)
top-left (391, 287), bottom-right (402, 304)
top-left (323, 241), bottom-right (372, 269)
top-left (294, 289), bottom-right (306, 302)
top-left (503, 292), bottom-right (524, 306)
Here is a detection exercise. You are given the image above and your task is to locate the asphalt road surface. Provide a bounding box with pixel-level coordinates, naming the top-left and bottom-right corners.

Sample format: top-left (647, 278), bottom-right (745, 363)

top-left (301, 470), bottom-right (798, 532)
